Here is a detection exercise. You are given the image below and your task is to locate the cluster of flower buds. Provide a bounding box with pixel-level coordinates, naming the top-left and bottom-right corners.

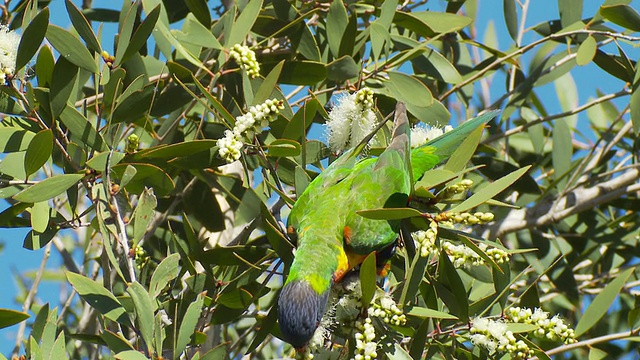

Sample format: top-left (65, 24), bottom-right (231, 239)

top-left (217, 99), bottom-right (284, 163)
top-left (354, 317), bottom-right (378, 360)
top-left (506, 307), bottom-right (577, 344)
top-left (133, 246), bottom-right (148, 270)
top-left (229, 44), bottom-right (260, 78)
top-left (0, 25), bottom-right (20, 83)
top-left (438, 179), bottom-right (474, 200)
top-left (470, 317), bottom-right (534, 360)
top-left (442, 241), bottom-right (509, 269)
top-left (101, 50), bottom-right (116, 69)
top-left (126, 134), bottom-right (139, 153)
top-left (411, 123), bottom-right (453, 148)
top-left (325, 87), bottom-right (377, 153)
top-left (412, 220), bottom-right (439, 258)
top-left (368, 296), bottom-right (406, 326)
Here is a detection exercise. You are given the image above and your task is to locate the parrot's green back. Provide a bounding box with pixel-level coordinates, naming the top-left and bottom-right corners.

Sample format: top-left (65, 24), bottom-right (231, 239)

top-left (278, 105), bottom-right (500, 349)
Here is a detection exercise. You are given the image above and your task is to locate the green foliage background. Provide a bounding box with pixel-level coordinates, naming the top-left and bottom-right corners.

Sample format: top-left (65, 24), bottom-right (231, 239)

top-left (0, 0), bottom-right (639, 359)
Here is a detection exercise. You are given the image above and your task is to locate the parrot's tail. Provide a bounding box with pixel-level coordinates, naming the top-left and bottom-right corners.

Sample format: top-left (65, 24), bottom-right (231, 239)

top-left (387, 102), bottom-right (410, 155)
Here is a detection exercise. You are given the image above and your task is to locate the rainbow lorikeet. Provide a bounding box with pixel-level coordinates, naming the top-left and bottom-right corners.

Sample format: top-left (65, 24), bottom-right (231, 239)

top-left (277, 102), bottom-right (499, 349)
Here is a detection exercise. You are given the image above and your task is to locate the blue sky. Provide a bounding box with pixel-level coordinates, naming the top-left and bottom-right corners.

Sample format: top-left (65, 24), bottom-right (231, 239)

top-left (0, 0), bottom-right (638, 355)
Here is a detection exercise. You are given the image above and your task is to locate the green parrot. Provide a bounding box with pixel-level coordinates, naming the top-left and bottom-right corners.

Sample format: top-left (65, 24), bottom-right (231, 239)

top-left (277, 102), bottom-right (499, 349)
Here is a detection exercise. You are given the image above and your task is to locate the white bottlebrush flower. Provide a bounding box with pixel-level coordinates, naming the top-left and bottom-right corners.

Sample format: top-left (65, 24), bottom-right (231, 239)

top-left (411, 124), bottom-right (453, 148)
top-left (0, 25), bottom-right (20, 83)
top-left (325, 88), bottom-right (377, 153)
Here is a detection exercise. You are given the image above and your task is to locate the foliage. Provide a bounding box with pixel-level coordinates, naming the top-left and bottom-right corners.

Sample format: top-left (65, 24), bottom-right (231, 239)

top-left (0, 0), bottom-right (638, 359)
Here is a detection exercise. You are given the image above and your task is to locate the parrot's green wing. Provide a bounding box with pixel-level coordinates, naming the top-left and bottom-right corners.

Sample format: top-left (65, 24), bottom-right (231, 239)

top-left (411, 110), bottom-right (501, 178)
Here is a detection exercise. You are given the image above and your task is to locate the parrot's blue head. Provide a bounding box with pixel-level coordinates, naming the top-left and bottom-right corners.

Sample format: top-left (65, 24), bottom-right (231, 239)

top-left (277, 280), bottom-right (329, 349)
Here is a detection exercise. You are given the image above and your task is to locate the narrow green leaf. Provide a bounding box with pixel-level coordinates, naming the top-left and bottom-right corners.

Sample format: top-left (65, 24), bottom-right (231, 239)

top-left (65, 0), bottom-right (101, 53)
top-left (114, 1), bottom-right (137, 66)
top-left (253, 60), bottom-right (283, 106)
top-left (114, 350), bottom-right (149, 360)
top-left (185, 0), bottom-right (212, 26)
top-left (261, 203), bottom-right (294, 265)
top-left (575, 267), bottom-right (635, 336)
top-left (357, 207), bottom-right (422, 220)
top-left (126, 282), bottom-right (156, 352)
top-left (387, 344), bottom-right (413, 360)
top-left (16, 8), bottom-right (49, 72)
top-left (267, 139), bottom-right (301, 157)
top-left (66, 272), bottom-right (130, 325)
top-left (600, 4), bottom-right (640, 31)
top-left (132, 187), bottom-right (156, 245)
top-left (30, 201), bottom-right (50, 233)
top-left (631, 67), bottom-right (640, 134)
top-left (23, 228), bottom-right (57, 250)
top-left (450, 166), bottom-right (531, 213)
top-left (101, 330), bottom-right (135, 352)
top-left (228, 0), bottom-right (263, 46)
top-left (406, 307), bottom-right (458, 320)
top-left (327, 55), bottom-right (360, 82)
top-left (59, 106), bottom-right (107, 151)
top-left (386, 71), bottom-right (433, 108)
top-left (85, 151), bottom-right (125, 171)
top-left (46, 25), bottom-right (98, 73)
top-left (118, 5), bottom-right (161, 66)
top-left (326, 0), bottom-right (348, 57)
top-left (149, 253), bottom-right (180, 298)
top-left (0, 308), bottom-right (30, 329)
top-left (552, 120), bottom-right (572, 189)
top-left (24, 129), bottom-right (53, 178)
top-left (278, 60), bottom-right (328, 85)
top-left (359, 253), bottom-right (377, 307)
top-left (48, 333), bottom-right (68, 360)
top-left (444, 125), bottom-right (484, 173)
top-left (13, 174), bottom-right (84, 203)
top-left (120, 165), bottom-right (137, 188)
top-left (393, 11), bottom-right (472, 37)
top-left (576, 35), bottom-right (597, 66)
top-left (558, 0), bottom-right (583, 28)
top-left (174, 13), bottom-right (221, 49)
top-left (50, 57), bottom-right (79, 119)
top-left (0, 91), bottom-right (26, 116)
top-left (503, 0), bottom-right (518, 41)
top-left (176, 294), bottom-right (205, 355)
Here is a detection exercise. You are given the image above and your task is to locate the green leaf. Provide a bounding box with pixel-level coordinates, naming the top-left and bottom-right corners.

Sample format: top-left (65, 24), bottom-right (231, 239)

top-left (359, 253), bottom-right (377, 307)
top-left (30, 201), bottom-right (51, 233)
top-left (393, 11), bottom-right (472, 37)
top-left (114, 1), bottom-right (137, 66)
top-left (13, 174), bottom-right (84, 203)
top-left (575, 267), bottom-right (635, 336)
top-left (503, 0), bottom-right (518, 41)
top-left (552, 120), bottom-right (572, 189)
top-left (16, 8), bottom-right (49, 72)
top-left (111, 163), bottom-right (175, 197)
top-left (228, 0), bottom-right (263, 46)
top-left (385, 71), bottom-right (433, 108)
top-left (267, 139), bottom-right (301, 157)
top-left (450, 166), bottom-right (531, 213)
top-left (175, 13), bottom-right (221, 49)
top-left (576, 35), bottom-right (597, 66)
top-left (85, 151), bottom-right (126, 171)
top-left (46, 25), bottom-right (98, 73)
top-left (506, 323), bottom-right (539, 333)
top-left (406, 307), bottom-right (458, 320)
top-left (631, 67), bottom-right (640, 134)
top-left (65, 0), bottom-right (101, 53)
top-left (0, 308), bottom-right (29, 329)
top-left (277, 60), bottom-right (328, 85)
top-left (600, 4), bottom-right (640, 31)
top-left (387, 344), bottom-right (413, 360)
top-left (132, 187), bottom-right (156, 245)
top-left (356, 207), bottom-right (422, 220)
top-left (327, 55), bottom-right (360, 82)
top-left (326, 0), bottom-right (348, 57)
top-left (119, 5), bottom-right (161, 66)
top-left (59, 106), bottom-right (107, 151)
top-left (0, 91), bottom-right (26, 116)
top-left (101, 330), bottom-right (134, 352)
top-left (50, 57), bottom-right (79, 119)
top-left (444, 125), bottom-right (484, 173)
top-left (23, 228), bottom-right (57, 250)
top-left (114, 350), bottom-right (149, 360)
top-left (136, 140), bottom-right (217, 159)
top-left (126, 282), bottom-right (156, 352)
top-left (253, 60), bottom-right (283, 106)
top-left (185, 0), bottom-right (211, 26)
top-left (558, 0), bottom-right (583, 28)
top-left (111, 86), bottom-right (154, 124)
top-left (261, 203), bottom-right (294, 265)
top-left (66, 272), bottom-right (130, 325)
top-left (176, 294), bottom-right (205, 355)
top-left (48, 333), bottom-right (68, 360)
top-left (24, 129), bottom-right (53, 179)
top-left (149, 253), bottom-right (180, 298)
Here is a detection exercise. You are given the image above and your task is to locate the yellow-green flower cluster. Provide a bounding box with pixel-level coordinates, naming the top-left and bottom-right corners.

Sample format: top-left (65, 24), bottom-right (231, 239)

top-left (412, 220), bottom-right (439, 258)
top-left (354, 318), bottom-right (378, 360)
top-left (326, 87), bottom-right (377, 153)
top-left (450, 211), bottom-right (495, 225)
top-left (0, 25), bottom-right (20, 83)
top-left (506, 307), bottom-right (577, 344)
top-left (229, 44), bottom-right (260, 78)
top-left (470, 317), bottom-right (534, 360)
top-left (442, 241), bottom-right (509, 268)
top-left (133, 246), bottom-right (149, 270)
top-left (368, 296), bottom-right (406, 326)
top-left (217, 99), bottom-right (285, 163)
top-left (126, 134), bottom-right (139, 153)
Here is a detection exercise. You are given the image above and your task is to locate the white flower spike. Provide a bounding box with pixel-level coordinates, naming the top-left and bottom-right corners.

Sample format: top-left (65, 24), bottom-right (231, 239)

top-left (325, 88), bottom-right (377, 153)
top-left (0, 25), bottom-right (20, 83)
